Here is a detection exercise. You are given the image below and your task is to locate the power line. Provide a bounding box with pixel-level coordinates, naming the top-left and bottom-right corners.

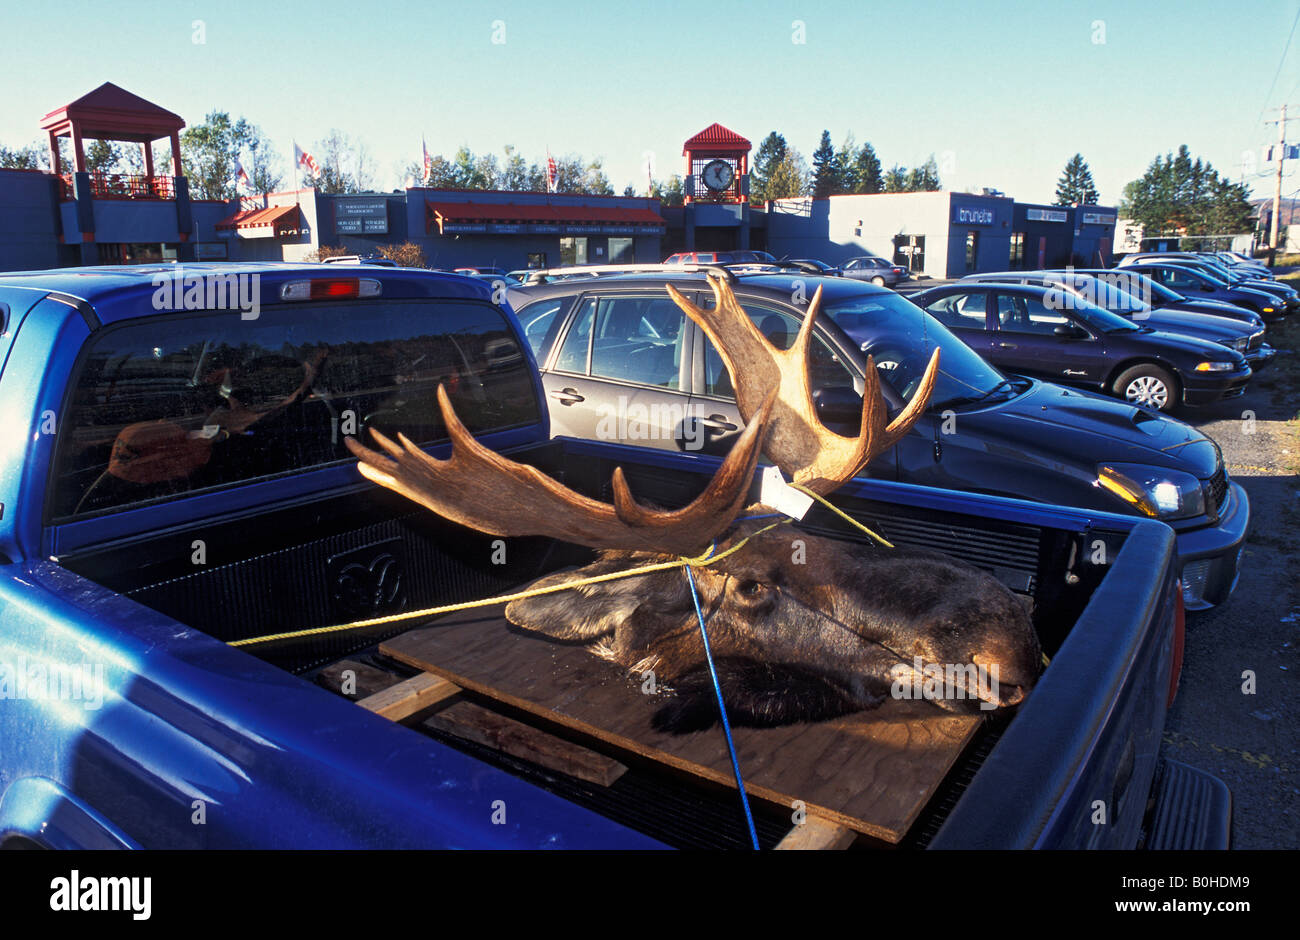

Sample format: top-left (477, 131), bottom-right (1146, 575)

top-left (1253, 6), bottom-right (1300, 133)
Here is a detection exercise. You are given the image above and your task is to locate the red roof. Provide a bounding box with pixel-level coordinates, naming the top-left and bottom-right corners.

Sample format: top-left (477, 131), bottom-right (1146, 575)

top-left (40, 82), bottom-right (185, 142)
top-left (683, 122), bottom-right (751, 154)
top-left (426, 200), bottom-right (664, 232)
top-left (215, 204), bottom-right (302, 234)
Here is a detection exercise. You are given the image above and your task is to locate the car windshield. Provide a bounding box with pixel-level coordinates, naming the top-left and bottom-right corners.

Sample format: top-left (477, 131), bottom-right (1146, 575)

top-left (1051, 291), bottom-right (1143, 332)
top-left (822, 292), bottom-right (1013, 408)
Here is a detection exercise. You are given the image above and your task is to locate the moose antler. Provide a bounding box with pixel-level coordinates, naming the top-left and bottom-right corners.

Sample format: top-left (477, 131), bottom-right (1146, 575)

top-left (345, 383), bottom-right (775, 556)
top-left (666, 274), bottom-right (939, 495)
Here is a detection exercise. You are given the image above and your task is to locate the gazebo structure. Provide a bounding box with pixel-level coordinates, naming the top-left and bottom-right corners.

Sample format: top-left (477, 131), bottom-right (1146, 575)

top-left (41, 82), bottom-right (185, 201)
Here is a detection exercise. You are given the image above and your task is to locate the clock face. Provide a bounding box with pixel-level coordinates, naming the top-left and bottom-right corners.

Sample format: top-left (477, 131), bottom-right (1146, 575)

top-left (701, 159), bottom-right (735, 192)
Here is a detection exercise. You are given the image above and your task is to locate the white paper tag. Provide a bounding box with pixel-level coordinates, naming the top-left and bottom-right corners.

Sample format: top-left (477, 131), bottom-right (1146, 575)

top-left (759, 465), bottom-right (814, 520)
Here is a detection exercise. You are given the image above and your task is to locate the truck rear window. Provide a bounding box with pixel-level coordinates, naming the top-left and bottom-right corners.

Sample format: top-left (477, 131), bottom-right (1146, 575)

top-left (50, 299), bottom-right (540, 520)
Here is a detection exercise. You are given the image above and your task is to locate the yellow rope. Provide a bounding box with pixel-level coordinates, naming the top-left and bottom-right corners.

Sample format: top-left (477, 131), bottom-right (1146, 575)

top-left (787, 482), bottom-right (894, 548)
top-left (227, 521), bottom-right (787, 648)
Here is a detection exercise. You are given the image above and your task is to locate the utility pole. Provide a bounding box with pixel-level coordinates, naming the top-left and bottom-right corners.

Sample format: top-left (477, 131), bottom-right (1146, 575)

top-left (1266, 104), bottom-right (1300, 265)
top-left (1271, 105), bottom-right (1286, 262)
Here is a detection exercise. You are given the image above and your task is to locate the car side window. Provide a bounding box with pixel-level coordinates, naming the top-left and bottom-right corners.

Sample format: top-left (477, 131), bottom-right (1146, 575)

top-left (586, 295), bottom-right (686, 389)
top-left (995, 293), bottom-right (1071, 334)
top-left (553, 298), bottom-right (596, 373)
top-left (50, 300), bottom-right (539, 520)
top-left (925, 292), bottom-right (988, 329)
top-left (517, 298), bottom-right (567, 358)
top-left (1165, 268), bottom-right (1200, 289)
top-left (700, 301), bottom-right (855, 398)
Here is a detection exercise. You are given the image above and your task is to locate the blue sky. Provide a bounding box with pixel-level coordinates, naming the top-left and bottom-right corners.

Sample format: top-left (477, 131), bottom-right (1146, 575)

top-left (2, 0), bottom-right (1297, 205)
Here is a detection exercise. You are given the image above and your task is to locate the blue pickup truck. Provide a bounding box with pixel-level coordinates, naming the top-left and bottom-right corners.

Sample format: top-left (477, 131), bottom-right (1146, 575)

top-left (0, 264), bottom-right (1230, 849)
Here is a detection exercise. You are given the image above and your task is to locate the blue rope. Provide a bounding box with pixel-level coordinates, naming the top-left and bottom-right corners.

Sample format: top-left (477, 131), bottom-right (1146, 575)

top-left (683, 565), bottom-right (760, 850)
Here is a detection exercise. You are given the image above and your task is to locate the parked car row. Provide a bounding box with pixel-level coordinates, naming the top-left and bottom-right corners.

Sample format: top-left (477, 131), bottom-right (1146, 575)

top-left (507, 263), bottom-right (1247, 611)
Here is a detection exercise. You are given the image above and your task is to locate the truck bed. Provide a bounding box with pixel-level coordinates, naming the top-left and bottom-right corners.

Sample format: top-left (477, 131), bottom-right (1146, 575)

top-left (51, 441), bottom-right (1177, 848)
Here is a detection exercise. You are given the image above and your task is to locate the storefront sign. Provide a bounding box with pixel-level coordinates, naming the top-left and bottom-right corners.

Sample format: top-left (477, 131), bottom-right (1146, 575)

top-left (1026, 208), bottom-right (1069, 223)
top-left (953, 206), bottom-right (996, 226)
top-left (194, 242), bottom-right (228, 260)
top-left (335, 197), bottom-right (389, 235)
top-left (1081, 212), bottom-right (1116, 226)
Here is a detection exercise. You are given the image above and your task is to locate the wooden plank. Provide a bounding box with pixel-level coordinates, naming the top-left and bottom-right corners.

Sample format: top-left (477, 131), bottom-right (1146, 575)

top-left (381, 606), bottom-right (979, 843)
top-left (775, 815), bottom-right (857, 851)
top-left (317, 659), bottom-right (405, 700)
top-left (424, 700), bottom-right (628, 787)
top-left (357, 671), bottom-right (461, 722)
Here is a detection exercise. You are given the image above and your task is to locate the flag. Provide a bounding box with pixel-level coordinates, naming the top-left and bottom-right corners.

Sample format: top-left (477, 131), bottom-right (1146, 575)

top-left (422, 138), bottom-right (433, 184)
top-left (294, 142), bottom-right (321, 178)
top-left (546, 149), bottom-right (557, 193)
top-left (234, 159), bottom-right (252, 191)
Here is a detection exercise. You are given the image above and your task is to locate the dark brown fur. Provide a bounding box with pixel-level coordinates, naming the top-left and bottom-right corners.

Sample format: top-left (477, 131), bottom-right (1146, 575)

top-left (506, 520), bottom-right (1041, 733)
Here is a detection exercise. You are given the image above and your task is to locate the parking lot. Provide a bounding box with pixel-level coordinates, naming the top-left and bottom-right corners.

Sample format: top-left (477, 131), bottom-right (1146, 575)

top-left (1165, 312), bottom-right (1300, 848)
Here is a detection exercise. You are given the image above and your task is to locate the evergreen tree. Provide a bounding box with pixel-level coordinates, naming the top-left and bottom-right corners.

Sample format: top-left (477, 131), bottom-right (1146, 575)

top-left (767, 148), bottom-right (810, 199)
top-left (883, 165), bottom-right (909, 193)
top-left (848, 142), bottom-right (882, 194)
top-left (1054, 153), bottom-right (1099, 206)
top-left (1119, 145), bottom-right (1252, 235)
top-left (750, 132), bottom-right (788, 204)
top-left (811, 129), bottom-right (840, 198)
top-left (906, 154), bottom-right (941, 192)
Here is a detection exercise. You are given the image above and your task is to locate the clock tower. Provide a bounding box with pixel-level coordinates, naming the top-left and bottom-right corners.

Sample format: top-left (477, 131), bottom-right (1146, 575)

top-left (683, 123), bottom-right (750, 205)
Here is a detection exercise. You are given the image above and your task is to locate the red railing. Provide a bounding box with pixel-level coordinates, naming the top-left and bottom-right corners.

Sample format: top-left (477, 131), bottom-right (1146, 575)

top-left (59, 172), bottom-right (175, 201)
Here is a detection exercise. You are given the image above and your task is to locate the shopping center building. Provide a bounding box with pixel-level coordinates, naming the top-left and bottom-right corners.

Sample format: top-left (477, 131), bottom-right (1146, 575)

top-left (0, 84), bottom-right (1117, 278)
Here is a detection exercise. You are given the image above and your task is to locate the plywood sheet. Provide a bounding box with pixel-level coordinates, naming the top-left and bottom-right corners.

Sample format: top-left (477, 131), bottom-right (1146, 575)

top-left (381, 606), bottom-right (979, 843)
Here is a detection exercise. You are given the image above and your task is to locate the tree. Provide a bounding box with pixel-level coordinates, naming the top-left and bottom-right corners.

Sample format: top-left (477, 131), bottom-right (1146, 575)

top-left (810, 129), bottom-right (841, 198)
top-left (883, 165), bottom-right (909, 193)
top-left (0, 142), bottom-right (48, 170)
top-left (833, 134), bottom-right (857, 194)
top-left (304, 130), bottom-right (374, 194)
top-left (906, 154), bottom-right (941, 192)
top-left (243, 129), bottom-right (284, 195)
top-left (180, 112), bottom-right (251, 199)
top-left (1054, 153), bottom-right (1099, 206)
top-left (1119, 145), bottom-right (1252, 236)
top-left (766, 148), bottom-right (810, 199)
top-left (750, 132), bottom-right (788, 203)
top-left (651, 175), bottom-right (685, 207)
top-left (500, 145), bottom-right (530, 190)
top-left (376, 242), bottom-right (427, 267)
top-left (847, 142), bottom-right (882, 194)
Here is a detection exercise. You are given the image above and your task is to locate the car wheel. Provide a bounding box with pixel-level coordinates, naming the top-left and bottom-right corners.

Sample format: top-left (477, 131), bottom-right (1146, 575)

top-left (1112, 364), bottom-right (1177, 412)
top-left (871, 276), bottom-right (886, 286)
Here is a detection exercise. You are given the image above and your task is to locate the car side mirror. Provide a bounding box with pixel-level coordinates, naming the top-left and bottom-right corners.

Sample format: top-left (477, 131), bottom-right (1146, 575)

top-left (1054, 323), bottom-right (1087, 338)
top-left (1201, 285), bottom-right (1215, 292)
top-left (813, 387), bottom-right (865, 424)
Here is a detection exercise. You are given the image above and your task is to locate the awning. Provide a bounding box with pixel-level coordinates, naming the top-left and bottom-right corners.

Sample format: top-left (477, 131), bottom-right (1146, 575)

top-left (215, 204), bottom-right (303, 238)
top-left (426, 200), bottom-right (665, 236)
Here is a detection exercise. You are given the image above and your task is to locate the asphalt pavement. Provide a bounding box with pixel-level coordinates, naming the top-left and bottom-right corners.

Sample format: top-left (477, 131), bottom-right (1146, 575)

top-left (1162, 315), bottom-right (1300, 850)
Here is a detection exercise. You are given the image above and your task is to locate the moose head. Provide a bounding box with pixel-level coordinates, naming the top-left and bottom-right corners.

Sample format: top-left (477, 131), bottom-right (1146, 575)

top-left (345, 273), bottom-right (1041, 732)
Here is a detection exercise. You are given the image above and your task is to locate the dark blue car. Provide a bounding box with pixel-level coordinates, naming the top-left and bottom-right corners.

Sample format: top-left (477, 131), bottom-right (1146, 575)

top-left (910, 281), bottom-right (1252, 413)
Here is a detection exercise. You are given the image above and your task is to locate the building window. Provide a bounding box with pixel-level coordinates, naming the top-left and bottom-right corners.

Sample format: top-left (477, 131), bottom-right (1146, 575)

top-left (965, 231), bottom-right (979, 272)
top-left (1009, 232), bottom-right (1025, 269)
top-left (527, 252), bottom-right (547, 270)
top-left (560, 237), bottom-right (588, 266)
top-left (608, 237), bottom-right (634, 263)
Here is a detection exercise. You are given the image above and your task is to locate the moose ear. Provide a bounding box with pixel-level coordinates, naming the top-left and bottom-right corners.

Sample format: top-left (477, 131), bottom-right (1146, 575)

top-left (505, 558), bottom-right (652, 642)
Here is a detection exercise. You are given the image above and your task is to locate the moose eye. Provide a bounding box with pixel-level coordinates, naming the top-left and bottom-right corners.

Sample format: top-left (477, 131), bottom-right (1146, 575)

top-left (736, 579), bottom-right (766, 598)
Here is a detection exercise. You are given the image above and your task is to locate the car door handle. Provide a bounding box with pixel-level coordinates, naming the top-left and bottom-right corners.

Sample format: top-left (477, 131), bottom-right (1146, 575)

top-left (997, 342), bottom-right (1018, 349)
top-left (699, 414), bottom-right (738, 431)
top-left (549, 388), bottom-right (585, 405)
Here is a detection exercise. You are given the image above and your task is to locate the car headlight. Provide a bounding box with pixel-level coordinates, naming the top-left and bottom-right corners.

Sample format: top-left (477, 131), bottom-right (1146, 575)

top-left (1096, 464), bottom-right (1206, 520)
top-left (1221, 337), bottom-right (1249, 352)
top-left (1194, 361), bottom-right (1236, 372)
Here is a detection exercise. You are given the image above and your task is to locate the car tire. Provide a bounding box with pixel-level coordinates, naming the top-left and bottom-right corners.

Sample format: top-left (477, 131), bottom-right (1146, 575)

top-left (1112, 364), bottom-right (1178, 412)
top-left (871, 276), bottom-right (886, 286)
